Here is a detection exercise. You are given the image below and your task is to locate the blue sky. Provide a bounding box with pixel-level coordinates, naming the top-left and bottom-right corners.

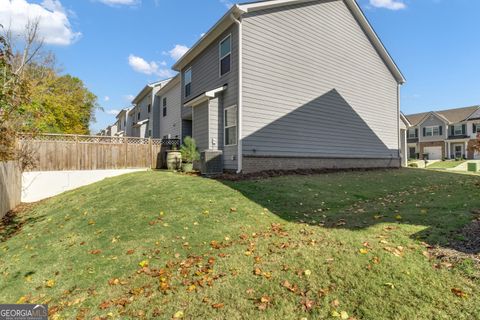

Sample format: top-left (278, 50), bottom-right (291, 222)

top-left (1, 0), bottom-right (479, 133)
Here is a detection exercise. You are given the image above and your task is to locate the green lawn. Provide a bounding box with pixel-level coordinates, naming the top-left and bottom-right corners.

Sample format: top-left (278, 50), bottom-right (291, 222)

top-left (1, 169), bottom-right (479, 319)
top-left (427, 160), bottom-right (465, 169)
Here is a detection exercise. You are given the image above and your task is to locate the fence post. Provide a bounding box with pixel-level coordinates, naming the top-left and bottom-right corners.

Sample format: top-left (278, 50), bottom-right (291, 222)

top-left (75, 135), bottom-right (80, 170)
top-left (124, 137), bottom-right (128, 169)
top-left (149, 137), bottom-right (153, 169)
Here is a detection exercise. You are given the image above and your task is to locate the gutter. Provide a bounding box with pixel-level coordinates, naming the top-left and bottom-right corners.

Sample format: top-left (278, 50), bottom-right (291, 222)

top-left (230, 12), bottom-right (243, 174)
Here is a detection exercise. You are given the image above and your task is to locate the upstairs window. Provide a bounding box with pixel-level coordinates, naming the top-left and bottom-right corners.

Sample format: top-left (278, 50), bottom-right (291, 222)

top-left (184, 68), bottom-right (192, 97)
top-left (408, 128), bottom-right (417, 138)
top-left (219, 35), bottom-right (231, 76)
top-left (424, 126), bottom-right (441, 137)
top-left (475, 123), bottom-right (480, 133)
top-left (148, 104), bottom-right (151, 113)
top-left (137, 112), bottom-right (140, 120)
top-left (224, 105), bottom-right (237, 146)
top-left (163, 97), bottom-right (167, 117)
top-left (454, 124), bottom-right (463, 136)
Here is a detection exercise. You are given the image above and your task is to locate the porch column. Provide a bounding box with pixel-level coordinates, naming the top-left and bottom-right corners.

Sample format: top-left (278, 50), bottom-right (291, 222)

top-left (447, 142), bottom-right (450, 159)
top-left (465, 141), bottom-right (468, 159)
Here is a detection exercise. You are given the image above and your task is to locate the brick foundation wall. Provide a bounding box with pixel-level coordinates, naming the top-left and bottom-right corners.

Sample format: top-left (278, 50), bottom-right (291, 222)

top-left (419, 141), bottom-right (445, 160)
top-left (242, 156), bottom-right (401, 174)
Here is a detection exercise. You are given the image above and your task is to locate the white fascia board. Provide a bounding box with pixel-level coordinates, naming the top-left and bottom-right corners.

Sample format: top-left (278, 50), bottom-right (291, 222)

top-left (184, 86), bottom-right (227, 107)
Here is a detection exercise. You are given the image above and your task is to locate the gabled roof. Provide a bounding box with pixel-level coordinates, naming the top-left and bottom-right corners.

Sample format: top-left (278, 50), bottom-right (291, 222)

top-left (172, 0), bottom-right (405, 84)
top-left (132, 79), bottom-right (172, 105)
top-left (405, 105), bottom-right (480, 126)
top-left (115, 108), bottom-right (130, 119)
top-left (155, 74), bottom-right (181, 97)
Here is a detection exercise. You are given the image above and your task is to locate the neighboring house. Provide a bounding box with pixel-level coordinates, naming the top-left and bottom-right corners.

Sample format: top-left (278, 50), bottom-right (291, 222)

top-left (129, 79), bottom-right (171, 138)
top-left (172, 0), bottom-right (405, 174)
top-left (114, 108), bottom-right (129, 137)
top-left (405, 106), bottom-right (480, 160)
top-left (155, 74), bottom-right (187, 141)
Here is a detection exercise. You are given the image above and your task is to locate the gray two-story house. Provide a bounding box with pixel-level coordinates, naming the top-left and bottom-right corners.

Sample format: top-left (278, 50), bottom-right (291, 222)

top-left (173, 0), bottom-right (405, 173)
top-left (128, 79), bottom-right (171, 138)
top-left (405, 106), bottom-right (480, 160)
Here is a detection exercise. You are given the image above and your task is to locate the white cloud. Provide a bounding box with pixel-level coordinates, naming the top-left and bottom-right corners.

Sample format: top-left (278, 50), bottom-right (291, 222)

top-left (369, 0), bottom-right (406, 10)
top-left (104, 96), bottom-right (110, 102)
top-left (128, 54), bottom-right (174, 78)
top-left (105, 109), bottom-right (120, 115)
top-left (168, 44), bottom-right (189, 61)
top-left (98, 0), bottom-right (139, 6)
top-left (219, 0), bottom-right (233, 9)
top-left (0, 0), bottom-right (81, 45)
top-left (124, 94), bottom-right (135, 102)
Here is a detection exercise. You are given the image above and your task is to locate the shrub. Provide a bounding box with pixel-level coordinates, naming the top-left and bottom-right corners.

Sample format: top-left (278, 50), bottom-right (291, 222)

top-left (180, 136), bottom-right (200, 164)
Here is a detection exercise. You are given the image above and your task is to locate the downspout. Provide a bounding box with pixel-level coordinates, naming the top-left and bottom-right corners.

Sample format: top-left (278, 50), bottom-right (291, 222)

top-left (397, 83), bottom-right (401, 166)
top-left (231, 12), bottom-right (243, 174)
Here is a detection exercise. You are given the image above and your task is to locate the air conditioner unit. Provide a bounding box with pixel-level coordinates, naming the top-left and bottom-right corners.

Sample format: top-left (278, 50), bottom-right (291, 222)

top-left (200, 150), bottom-right (223, 175)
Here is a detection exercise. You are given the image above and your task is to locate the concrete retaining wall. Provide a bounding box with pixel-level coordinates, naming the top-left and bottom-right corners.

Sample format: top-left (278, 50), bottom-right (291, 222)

top-left (22, 169), bottom-right (147, 203)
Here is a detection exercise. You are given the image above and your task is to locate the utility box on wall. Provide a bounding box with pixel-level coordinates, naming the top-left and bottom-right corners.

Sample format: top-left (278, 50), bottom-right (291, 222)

top-left (200, 150), bottom-right (223, 175)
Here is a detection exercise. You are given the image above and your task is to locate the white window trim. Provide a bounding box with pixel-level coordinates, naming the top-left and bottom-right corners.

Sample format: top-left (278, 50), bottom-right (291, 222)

top-left (425, 125), bottom-right (440, 137)
top-left (224, 105), bottom-right (237, 147)
top-left (454, 124), bottom-right (463, 135)
top-left (408, 128), bottom-right (416, 138)
top-left (184, 68), bottom-right (192, 97)
top-left (219, 34), bottom-right (232, 77)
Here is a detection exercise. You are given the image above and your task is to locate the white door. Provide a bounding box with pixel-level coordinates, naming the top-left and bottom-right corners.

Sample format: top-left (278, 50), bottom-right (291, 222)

top-left (424, 146), bottom-right (442, 160)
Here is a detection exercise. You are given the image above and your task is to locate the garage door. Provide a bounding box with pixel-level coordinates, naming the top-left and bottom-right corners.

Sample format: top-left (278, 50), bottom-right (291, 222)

top-left (424, 146), bottom-right (442, 160)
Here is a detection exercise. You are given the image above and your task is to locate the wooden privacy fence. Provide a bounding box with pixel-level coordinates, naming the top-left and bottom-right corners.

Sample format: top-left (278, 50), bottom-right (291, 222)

top-left (0, 161), bottom-right (21, 218)
top-left (18, 133), bottom-right (166, 172)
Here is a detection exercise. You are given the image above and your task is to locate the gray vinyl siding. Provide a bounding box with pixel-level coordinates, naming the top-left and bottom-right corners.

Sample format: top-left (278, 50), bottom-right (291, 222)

top-left (132, 93), bottom-right (152, 138)
top-left (192, 101), bottom-right (209, 151)
top-left (419, 115), bottom-right (446, 142)
top-left (208, 98), bottom-right (220, 150)
top-left (241, 0), bottom-right (399, 158)
top-left (159, 82), bottom-right (182, 140)
top-left (181, 25), bottom-right (239, 170)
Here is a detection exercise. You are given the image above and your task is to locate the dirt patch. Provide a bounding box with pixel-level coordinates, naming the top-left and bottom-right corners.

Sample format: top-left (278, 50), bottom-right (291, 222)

top-left (217, 167), bottom-right (397, 181)
top-left (429, 211), bottom-right (480, 276)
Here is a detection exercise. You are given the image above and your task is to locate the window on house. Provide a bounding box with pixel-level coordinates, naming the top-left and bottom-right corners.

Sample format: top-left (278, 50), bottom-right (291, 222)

top-left (137, 112), bottom-right (141, 120)
top-left (184, 68), bottom-right (192, 97)
top-left (224, 106), bottom-right (237, 146)
top-left (163, 97), bottom-right (167, 117)
top-left (148, 130), bottom-right (152, 137)
top-left (454, 124), bottom-right (463, 135)
top-left (408, 129), bottom-right (417, 138)
top-left (425, 126), bottom-right (440, 137)
top-left (219, 35), bottom-right (231, 76)
top-left (475, 124), bottom-right (480, 133)
top-left (148, 104), bottom-right (151, 113)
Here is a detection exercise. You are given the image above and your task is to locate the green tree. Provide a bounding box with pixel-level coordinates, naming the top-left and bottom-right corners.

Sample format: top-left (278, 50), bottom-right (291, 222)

top-left (23, 64), bottom-right (98, 134)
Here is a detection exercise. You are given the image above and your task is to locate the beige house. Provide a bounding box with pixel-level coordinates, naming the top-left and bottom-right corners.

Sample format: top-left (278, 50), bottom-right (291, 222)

top-left (405, 106), bottom-right (480, 160)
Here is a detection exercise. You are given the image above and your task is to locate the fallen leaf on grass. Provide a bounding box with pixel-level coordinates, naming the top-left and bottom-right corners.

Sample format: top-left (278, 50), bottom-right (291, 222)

top-left (304, 270), bottom-right (312, 276)
top-left (173, 311), bottom-right (184, 319)
top-left (89, 249), bottom-right (102, 255)
top-left (212, 303), bottom-right (225, 309)
top-left (126, 249), bottom-right (135, 255)
top-left (230, 208), bottom-right (237, 213)
top-left (138, 260), bottom-right (149, 268)
top-left (45, 279), bottom-right (55, 288)
top-left (384, 282), bottom-right (395, 289)
top-left (331, 299), bottom-right (340, 307)
top-left (451, 288), bottom-right (467, 298)
top-left (301, 298), bottom-right (315, 311)
top-left (359, 249), bottom-right (369, 254)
